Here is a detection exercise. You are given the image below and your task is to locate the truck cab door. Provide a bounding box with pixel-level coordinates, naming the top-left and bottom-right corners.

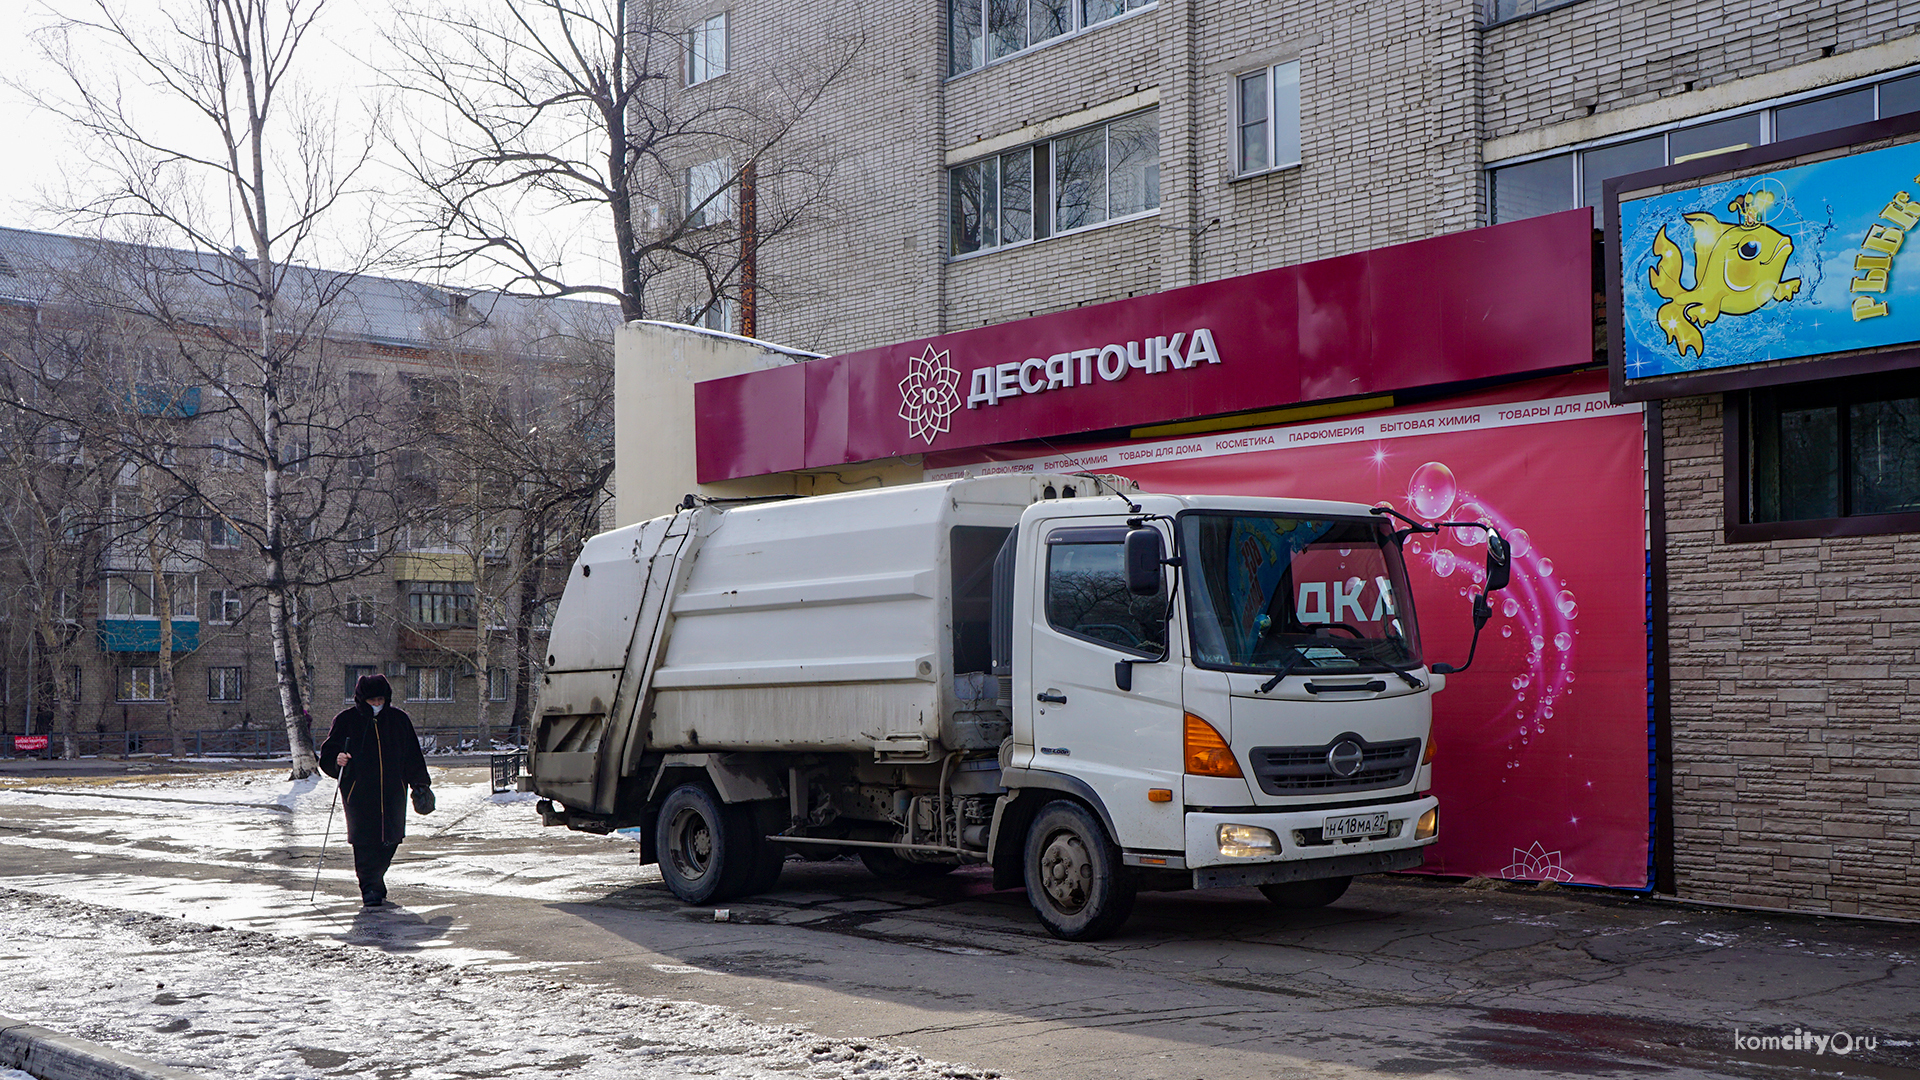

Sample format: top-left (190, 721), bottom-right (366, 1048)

top-left (1026, 520), bottom-right (1185, 854)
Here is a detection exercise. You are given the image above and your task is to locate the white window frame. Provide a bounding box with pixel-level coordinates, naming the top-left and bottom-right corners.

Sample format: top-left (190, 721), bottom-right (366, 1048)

top-left (948, 0), bottom-right (1156, 77)
top-left (106, 574), bottom-right (199, 620)
top-left (685, 158), bottom-right (735, 229)
top-left (488, 666), bottom-right (510, 702)
top-left (948, 108), bottom-right (1160, 258)
top-left (208, 588), bottom-right (242, 626)
top-left (688, 297), bottom-right (735, 332)
top-left (1233, 60), bottom-right (1302, 177)
top-left (344, 595), bottom-right (376, 628)
top-left (209, 436), bottom-right (245, 471)
top-left (687, 13), bottom-right (728, 85)
top-left (208, 666), bottom-right (243, 702)
top-left (1486, 64), bottom-right (1920, 225)
top-left (118, 666), bottom-right (160, 702)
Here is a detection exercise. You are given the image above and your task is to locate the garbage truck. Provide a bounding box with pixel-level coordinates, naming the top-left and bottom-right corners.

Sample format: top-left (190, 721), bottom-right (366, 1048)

top-left (528, 474), bottom-right (1509, 939)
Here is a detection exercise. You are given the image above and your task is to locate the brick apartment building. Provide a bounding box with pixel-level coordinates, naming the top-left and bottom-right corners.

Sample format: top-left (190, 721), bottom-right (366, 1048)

top-left (661, 0), bottom-right (1920, 919)
top-left (0, 227), bottom-right (618, 757)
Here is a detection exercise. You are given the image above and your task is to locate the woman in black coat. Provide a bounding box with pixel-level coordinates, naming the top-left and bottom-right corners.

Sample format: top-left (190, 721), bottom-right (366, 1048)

top-left (319, 673), bottom-right (433, 906)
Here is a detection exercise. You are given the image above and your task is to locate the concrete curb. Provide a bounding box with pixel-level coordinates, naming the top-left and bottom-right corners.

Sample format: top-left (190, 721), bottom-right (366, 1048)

top-left (0, 1016), bottom-right (207, 1080)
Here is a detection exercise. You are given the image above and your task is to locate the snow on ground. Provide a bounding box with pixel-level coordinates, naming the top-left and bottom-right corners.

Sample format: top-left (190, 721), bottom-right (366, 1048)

top-left (0, 889), bottom-right (998, 1080)
top-left (0, 766), bottom-right (650, 906)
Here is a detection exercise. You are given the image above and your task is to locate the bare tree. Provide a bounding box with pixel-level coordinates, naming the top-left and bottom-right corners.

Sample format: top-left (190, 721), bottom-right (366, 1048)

top-left (386, 0), bottom-right (857, 323)
top-left (386, 302), bottom-right (614, 747)
top-left (27, 0), bottom-right (383, 776)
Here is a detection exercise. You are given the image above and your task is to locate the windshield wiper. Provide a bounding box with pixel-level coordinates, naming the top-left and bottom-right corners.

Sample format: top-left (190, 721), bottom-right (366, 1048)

top-left (1306, 638), bottom-right (1427, 689)
top-left (1257, 649), bottom-right (1309, 694)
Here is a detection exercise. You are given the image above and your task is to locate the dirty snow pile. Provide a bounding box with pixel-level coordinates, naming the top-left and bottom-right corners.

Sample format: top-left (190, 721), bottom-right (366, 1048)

top-left (0, 889), bottom-right (999, 1080)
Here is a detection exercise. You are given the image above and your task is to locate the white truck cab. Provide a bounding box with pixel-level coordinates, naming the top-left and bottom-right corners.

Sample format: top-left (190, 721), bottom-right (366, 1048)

top-left (528, 476), bottom-right (1508, 939)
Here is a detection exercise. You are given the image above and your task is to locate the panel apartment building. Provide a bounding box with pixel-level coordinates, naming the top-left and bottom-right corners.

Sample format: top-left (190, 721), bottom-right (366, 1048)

top-left (664, 0), bottom-right (1920, 920)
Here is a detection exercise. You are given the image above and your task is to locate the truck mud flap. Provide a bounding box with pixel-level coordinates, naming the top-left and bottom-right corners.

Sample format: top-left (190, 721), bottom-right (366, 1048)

top-left (1193, 846), bottom-right (1424, 890)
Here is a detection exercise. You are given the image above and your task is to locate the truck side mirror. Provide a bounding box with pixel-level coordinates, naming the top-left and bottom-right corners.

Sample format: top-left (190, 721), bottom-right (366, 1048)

top-left (1484, 532), bottom-right (1511, 593)
top-left (1124, 527), bottom-right (1164, 596)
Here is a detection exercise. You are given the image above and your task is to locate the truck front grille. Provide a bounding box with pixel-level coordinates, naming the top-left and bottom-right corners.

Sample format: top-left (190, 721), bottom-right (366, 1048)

top-left (1249, 735), bottom-right (1421, 795)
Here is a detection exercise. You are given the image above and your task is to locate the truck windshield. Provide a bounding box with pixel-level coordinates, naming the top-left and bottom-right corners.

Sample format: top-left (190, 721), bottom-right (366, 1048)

top-left (1178, 512), bottom-right (1421, 675)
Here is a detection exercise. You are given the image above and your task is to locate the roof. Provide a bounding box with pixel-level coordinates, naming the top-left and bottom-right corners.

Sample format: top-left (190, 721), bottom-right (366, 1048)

top-left (0, 226), bottom-right (620, 351)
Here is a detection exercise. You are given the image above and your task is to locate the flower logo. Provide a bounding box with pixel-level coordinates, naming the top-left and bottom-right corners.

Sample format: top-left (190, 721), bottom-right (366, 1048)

top-left (898, 345), bottom-right (962, 446)
top-left (1501, 840), bottom-right (1575, 882)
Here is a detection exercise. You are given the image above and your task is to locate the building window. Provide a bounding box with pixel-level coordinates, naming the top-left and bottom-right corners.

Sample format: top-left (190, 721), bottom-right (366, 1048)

top-left (1491, 69), bottom-right (1920, 224)
top-left (488, 666), bottom-right (510, 701)
top-left (685, 159), bottom-right (734, 228)
top-left (1740, 371), bottom-right (1920, 534)
top-left (345, 596), bottom-right (376, 627)
top-left (688, 297), bottom-right (735, 332)
top-left (107, 574), bottom-right (197, 619)
top-left (407, 581), bottom-right (476, 626)
top-left (208, 516), bottom-right (239, 549)
top-left (687, 12), bottom-right (727, 85)
top-left (208, 666), bottom-right (243, 702)
top-left (409, 666), bottom-right (455, 703)
top-left (345, 664), bottom-right (378, 702)
top-left (948, 0), bottom-right (1153, 76)
top-left (1235, 60), bottom-right (1301, 176)
top-left (484, 525), bottom-right (510, 559)
top-left (950, 108), bottom-right (1159, 256)
top-left (118, 666), bottom-right (160, 702)
top-left (54, 589), bottom-right (79, 625)
top-left (208, 588), bottom-right (242, 625)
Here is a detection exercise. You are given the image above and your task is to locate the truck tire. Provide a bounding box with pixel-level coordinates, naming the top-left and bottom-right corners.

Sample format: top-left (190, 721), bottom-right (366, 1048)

top-left (1023, 800), bottom-right (1135, 940)
top-left (657, 783), bottom-right (751, 904)
top-left (739, 802), bottom-right (788, 895)
top-left (1258, 875), bottom-right (1351, 909)
top-left (860, 847), bottom-right (958, 880)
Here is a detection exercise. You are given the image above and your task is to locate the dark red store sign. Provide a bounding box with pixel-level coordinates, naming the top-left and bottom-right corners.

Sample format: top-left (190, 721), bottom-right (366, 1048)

top-left (696, 209), bottom-right (1597, 481)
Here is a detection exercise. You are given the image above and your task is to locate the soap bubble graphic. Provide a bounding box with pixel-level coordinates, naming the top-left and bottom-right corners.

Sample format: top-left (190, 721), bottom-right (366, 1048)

top-left (1384, 458), bottom-right (1580, 768)
top-left (1407, 461), bottom-right (1457, 519)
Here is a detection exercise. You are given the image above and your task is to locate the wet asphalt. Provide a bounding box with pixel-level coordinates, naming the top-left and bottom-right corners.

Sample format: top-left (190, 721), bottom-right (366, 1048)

top-left (1, 755), bottom-right (1915, 1080)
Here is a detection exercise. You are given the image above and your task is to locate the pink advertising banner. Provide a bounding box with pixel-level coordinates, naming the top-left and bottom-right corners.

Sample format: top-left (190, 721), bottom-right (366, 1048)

top-left (928, 372), bottom-right (1651, 888)
top-left (696, 210), bottom-right (1597, 482)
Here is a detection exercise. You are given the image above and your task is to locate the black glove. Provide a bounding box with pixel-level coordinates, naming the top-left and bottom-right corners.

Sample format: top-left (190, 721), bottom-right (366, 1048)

top-left (411, 786), bottom-right (435, 815)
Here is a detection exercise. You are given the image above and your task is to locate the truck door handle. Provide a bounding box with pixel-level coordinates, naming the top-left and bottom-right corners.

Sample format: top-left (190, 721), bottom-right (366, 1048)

top-left (1037, 691), bottom-right (1067, 704)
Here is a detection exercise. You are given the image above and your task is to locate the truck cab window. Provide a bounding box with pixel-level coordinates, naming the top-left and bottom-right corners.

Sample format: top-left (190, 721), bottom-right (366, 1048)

top-left (1044, 527), bottom-right (1166, 655)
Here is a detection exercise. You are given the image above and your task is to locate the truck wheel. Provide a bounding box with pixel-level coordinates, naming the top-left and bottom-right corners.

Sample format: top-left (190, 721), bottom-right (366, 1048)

top-left (860, 847), bottom-right (958, 880)
top-left (657, 784), bottom-right (746, 904)
top-left (1023, 800), bottom-right (1135, 940)
top-left (740, 802), bottom-right (788, 895)
top-left (1259, 875), bottom-right (1351, 909)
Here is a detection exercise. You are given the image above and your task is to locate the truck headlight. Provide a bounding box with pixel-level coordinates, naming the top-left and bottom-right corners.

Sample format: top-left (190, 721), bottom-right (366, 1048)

top-left (1415, 808), bottom-right (1438, 840)
top-left (1217, 824), bottom-right (1279, 858)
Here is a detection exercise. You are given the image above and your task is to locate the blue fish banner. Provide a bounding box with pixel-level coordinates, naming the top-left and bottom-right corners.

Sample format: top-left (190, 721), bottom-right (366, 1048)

top-left (1618, 139), bottom-right (1920, 380)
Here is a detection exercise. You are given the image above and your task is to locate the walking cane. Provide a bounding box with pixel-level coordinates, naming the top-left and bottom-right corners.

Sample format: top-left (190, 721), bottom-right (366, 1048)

top-left (310, 783), bottom-right (339, 904)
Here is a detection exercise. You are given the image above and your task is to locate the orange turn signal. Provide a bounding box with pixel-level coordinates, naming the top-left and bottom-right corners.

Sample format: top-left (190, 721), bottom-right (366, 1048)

top-left (1422, 735), bottom-right (1436, 765)
top-left (1184, 713), bottom-right (1243, 777)
top-left (1148, 788), bottom-right (1173, 802)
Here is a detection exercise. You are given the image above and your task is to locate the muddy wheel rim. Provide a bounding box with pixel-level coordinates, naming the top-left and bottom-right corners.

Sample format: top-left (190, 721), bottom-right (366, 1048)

top-left (667, 806), bottom-right (714, 881)
top-left (1038, 829), bottom-right (1092, 913)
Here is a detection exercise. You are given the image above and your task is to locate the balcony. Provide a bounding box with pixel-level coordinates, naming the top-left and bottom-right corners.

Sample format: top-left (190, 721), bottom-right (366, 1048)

top-left (97, 618), bottom-right (199, 653)
top-left (399, 623), bottom-right (478, 656)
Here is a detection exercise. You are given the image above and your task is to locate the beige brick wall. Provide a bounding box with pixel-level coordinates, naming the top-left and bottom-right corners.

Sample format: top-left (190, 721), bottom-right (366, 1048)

top-left (1663, 396), bottom-right (1920, 920)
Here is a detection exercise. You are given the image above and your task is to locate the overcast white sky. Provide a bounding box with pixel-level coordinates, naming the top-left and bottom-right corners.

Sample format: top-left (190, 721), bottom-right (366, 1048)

top-left (0, 0), bottom-right (615, 292)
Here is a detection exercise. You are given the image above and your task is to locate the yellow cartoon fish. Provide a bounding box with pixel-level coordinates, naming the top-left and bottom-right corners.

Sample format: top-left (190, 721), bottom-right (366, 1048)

top-left (1648, 191), bottom-right (1802, 357)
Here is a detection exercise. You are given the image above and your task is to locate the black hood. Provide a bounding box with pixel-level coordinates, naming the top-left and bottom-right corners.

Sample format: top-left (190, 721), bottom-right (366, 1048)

top-left (353, 673), bottom-right (394, 708)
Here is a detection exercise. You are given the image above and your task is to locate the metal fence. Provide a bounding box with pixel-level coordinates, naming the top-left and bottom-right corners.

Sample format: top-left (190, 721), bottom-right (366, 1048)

top-left (6, 726), bottom-right (525, 760)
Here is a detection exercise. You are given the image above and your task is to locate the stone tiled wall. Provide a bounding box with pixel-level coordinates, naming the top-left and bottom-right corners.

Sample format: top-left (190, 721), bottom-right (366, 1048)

top-left (1662, 396), bottom-right (1920, 919)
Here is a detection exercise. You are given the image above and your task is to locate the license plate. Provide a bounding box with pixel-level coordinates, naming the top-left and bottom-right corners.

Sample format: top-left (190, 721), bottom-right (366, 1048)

top-left (1323, 811), bottom-right (1388, 840)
